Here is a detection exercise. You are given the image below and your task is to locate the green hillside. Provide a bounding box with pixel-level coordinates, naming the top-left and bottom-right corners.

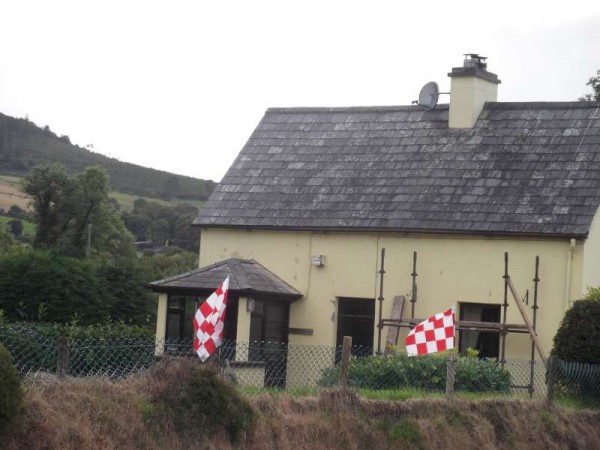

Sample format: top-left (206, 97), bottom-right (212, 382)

top-left (0, 113), bottom-right (215, 201)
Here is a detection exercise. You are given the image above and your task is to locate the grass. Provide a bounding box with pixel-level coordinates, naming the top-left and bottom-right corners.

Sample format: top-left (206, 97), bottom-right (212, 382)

top-left (379, 417), bottom-right (423, 447)
top-left (0, 173), bottom-right (204, 214)
top-left (556, 395), bottom-right (600, 410)
top-left (240, 386), bottom-right (317, 397)
top-left (108, 190), bottom-right (204, 212)
top-left (237, 385), bottom-right (540, 402)
top-left (0, 216), bottom-right (35, 237)
top-left (0, 175), bottom-right (23, 185)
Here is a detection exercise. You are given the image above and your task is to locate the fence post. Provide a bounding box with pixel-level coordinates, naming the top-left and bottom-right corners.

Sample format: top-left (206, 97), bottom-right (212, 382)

top-left (56, 336), bottom-right (70, 378)
top-left (446, 352), bottom-right (456, 397)
top-left (546, 356), bottom-right (557, 405)
top-left (339, 336), bottom-right (352, 389)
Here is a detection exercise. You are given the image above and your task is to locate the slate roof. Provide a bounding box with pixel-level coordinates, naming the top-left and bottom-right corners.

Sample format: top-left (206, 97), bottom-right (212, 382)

top-left (194, 101), bottom-right (600, 237)
top-left (148, 258), bottom-right (302, 299)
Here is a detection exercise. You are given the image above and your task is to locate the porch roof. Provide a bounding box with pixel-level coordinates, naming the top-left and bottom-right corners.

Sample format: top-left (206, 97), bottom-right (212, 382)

top-left (147, 258), bottom-right (303, 300)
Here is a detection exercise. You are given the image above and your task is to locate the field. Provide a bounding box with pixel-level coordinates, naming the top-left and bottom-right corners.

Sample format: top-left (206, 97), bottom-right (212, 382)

top-left (0, 216), bottom-right (35, 237)
top-left (0, 175), bottom-right (30, 211)
top-left (0, 174), bottom-right (204, 214)
top-left (108, 190), bottom-right (204, 212)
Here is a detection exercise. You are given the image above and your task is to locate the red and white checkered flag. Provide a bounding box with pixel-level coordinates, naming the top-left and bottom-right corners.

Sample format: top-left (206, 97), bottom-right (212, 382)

top-left (193, 276), bottom-right (229, 361)
top-left (405, 308), bottom-right (455, 356)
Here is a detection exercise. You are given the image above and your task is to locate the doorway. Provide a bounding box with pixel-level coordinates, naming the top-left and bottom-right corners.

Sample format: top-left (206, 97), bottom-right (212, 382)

top-left (458, 302), bottom-right (501, 358)
top-left (336, 297), bottom-right (375, 356)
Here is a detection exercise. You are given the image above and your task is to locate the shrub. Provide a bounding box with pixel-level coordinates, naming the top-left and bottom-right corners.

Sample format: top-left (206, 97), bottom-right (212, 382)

top-left (0, 250), bottom-right (154, 325)
top-left (148, 359), bottom-right (254, 445)
top-left (0, 342), bottom-right (23, 433)
top-left (551, 289), bottom-right (600, 398)
top-left (552, 291), bottom-right (600, 364)
top-left (0, 250), bottom-right (105, 323)
top-left (318, 351), bottom-right (511, 393)
top-left (0, 321), bottom-right (154, 377)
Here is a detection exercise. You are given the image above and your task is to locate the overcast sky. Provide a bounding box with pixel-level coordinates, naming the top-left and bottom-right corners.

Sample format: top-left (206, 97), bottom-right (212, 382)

top-left (1, 1), bottom-right (599, 182)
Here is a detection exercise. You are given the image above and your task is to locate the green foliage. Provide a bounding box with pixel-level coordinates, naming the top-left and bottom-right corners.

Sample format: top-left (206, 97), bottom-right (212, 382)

top-left (141, 247), bottom-right (197, 282)
top-left (0, 250), bottom-right (152, 325)
top-left (22, 164), bottom-right (135, 258)
top-left (6, 219), bottom-right (22, 237)
top-left (0, 215), bottom-right (35, 238)
top-left (0, 227), bottom-right (22, 256)
top-left (379, 418), bottom-right (422, 447)
top-left (122, 198), bottom-right (199, 252)
top-left (552, 289), bottom-right (600, 364)
top-left (318, 351), bottom-right (511, 393)
top-left (0, 320), bottom-right (154, 376)
top-left (0, 343), bottom-right (23, 433)
top-left (7, 204), bottom-right (27, 220)
top-left (551, 289), bottom-right (600, 399)
top-left (21, 164), bottom-right (70, 248)
top-left (150, 362), bottom-right (254, 444)
top-left (95, 258), bottom-right (154, 325)
top-left (580, 70), bottom-right (600, 101)
top-left (0, 250), bottom-right (105, 323)
top-left (0, 112), bottom-right (215, 201)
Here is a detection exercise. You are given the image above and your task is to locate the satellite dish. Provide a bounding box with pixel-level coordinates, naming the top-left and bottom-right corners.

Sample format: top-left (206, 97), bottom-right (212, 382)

top-left (417, 82), bottom-right (439, 109)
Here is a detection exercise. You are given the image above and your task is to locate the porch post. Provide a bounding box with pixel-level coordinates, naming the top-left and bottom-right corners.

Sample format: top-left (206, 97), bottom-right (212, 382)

top-left (155, 293), bottom-right (168, 356)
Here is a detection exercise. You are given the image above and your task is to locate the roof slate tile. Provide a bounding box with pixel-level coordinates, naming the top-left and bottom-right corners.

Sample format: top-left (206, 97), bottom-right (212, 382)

top-left (195, 102), bottom-right (600, 237)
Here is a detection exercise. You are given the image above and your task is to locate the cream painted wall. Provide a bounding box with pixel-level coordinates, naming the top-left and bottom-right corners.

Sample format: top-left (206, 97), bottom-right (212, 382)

top-left (199, 228), bottom-right (586, 360)
top-left (449, 76), bottom-right (498, 128)
top-left (155, 293), bottom-right (168, 355)
top-left (582, 208), bottom-right (600, 294)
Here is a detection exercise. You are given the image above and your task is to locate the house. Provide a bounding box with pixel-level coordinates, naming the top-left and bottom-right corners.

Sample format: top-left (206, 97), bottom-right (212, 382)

top-left (150, 55), bottom-right (600, 371)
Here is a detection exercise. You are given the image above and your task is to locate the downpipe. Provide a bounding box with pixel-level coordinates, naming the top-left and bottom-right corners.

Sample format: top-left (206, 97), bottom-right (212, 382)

top-left (564, 238), bottom-right (576, 312)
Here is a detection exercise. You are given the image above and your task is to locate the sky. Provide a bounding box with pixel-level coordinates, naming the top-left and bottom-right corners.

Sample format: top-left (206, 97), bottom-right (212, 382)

top-left (1, 1), bottom-right (599, 183)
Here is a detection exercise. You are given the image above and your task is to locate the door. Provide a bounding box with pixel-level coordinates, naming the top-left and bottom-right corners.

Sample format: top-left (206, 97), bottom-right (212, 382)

top-left (249, 299), bottom-right (290, 387)
top-left (336, 297), bottom-right (375, 357)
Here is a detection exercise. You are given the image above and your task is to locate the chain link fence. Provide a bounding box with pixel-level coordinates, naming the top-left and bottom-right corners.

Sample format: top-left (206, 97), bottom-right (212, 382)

top-left (1, 329), bottom-right (598, 403)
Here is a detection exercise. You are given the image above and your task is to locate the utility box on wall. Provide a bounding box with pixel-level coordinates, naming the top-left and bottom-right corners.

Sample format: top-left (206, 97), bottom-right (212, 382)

top-left (311, 255), bottom-right (325, 267)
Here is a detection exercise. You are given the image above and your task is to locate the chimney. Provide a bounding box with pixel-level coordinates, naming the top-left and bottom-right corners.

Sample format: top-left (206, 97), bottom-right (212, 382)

top-left (448, 54), bottom-right (501, 128)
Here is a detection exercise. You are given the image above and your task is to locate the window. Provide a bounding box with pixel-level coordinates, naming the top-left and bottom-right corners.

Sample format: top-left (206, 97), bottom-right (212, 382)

top-left (458, 302), bottom-right (501, 358)
top-left (249, 299), bottom-right (289, 358)
top-left (336, 297), bottom-right (375, 356)
top-left (165, 296), bottom-right (196, 343)
top-left (165, 294), bottom-right (239, 345)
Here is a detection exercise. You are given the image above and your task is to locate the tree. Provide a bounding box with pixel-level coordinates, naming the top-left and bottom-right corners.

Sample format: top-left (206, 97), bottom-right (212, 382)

top-left (21, 164), bottom-right (70, 248)
top-left (6, 220), bottom-right (22, 237)
top-left (579, 70), bottom-right (600, 101)
top-left (22, 164), bottom-right (135, 258)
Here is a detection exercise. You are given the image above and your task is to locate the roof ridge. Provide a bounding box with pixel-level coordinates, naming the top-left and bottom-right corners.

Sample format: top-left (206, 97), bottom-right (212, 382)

top-left (266, 105), bottom-right (449, 114)
top-left (486, 101), bottom-right (600, 110)
top-left (265, 101), bottom-right (600, 115)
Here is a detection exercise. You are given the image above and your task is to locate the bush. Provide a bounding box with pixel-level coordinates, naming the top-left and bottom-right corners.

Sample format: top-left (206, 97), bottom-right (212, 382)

top-left (318, 351), bottom-right (511, 393)
top-left (0, 250), bottom-right (154, 325)
top-left (552, 290), bottom-right (600, 364)
top-left (148, 359), bottom-right (254, 445)
top-left (551, 289), bottom-right (600, 398)
top-left (0, 250), bottom-right (105, 323)
top-left (0, 342), bottom-right (23, 433)
top-left (0, 321), bottom-right (154, 377)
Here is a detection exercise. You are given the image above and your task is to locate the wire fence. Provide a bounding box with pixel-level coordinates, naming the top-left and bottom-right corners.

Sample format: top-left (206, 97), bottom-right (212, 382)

top-left (1, 329), bottom-right (598, 403)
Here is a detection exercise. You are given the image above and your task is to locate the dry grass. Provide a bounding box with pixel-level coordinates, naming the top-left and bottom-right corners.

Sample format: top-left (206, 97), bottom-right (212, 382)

top-left (2, 363), bottom-right (600, 450)
top-left (0, 176), bottom-right (30, 211)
